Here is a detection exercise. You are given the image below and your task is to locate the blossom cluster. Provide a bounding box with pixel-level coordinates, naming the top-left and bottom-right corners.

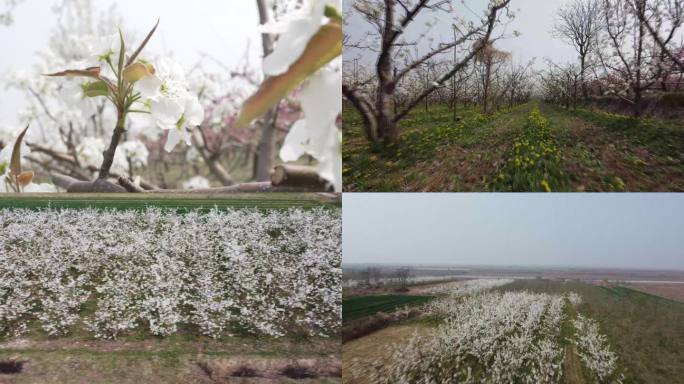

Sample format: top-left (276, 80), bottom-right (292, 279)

top-left (0, 207), bottom-right (341, 339)
top-left (268, 0), bottom-right (342, 191)
top-left (343, 275), bottom-right (467, 289)
top-left (380, 291), bottom-right (568, 384)
top-left (573, 314), bottom-right (623, 383)
top-left (414, 278), bottom-right (515, 295)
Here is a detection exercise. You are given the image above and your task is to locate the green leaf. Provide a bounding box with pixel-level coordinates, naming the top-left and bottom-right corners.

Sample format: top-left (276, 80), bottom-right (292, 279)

top-left (235, 21), bottom-right (341, 128)
top-left (10, 124), bottom-right (29, 176)
top-left (117, 29), bottom-right (126, 77)
top-left (82, 81), bottom-right (111, 97)
top-left (324, 4), bottom-right (342, 22)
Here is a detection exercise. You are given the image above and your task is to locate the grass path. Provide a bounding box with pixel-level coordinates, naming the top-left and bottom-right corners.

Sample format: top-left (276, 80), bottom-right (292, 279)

top-left (0, 337), bottom-right (340, 383)
top-left (560, 299), bottom-right (588, 384)
top-left (541, 104), bottom-right (684, 191)
top-left (343, 102), bottom-right (684, 191)
top-left (343, 104), bottom-right (533, 191)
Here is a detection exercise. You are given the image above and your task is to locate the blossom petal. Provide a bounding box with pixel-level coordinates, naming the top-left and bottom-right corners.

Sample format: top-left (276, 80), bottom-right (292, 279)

top-left (299, 65), bottom-right (341, 156)
top-left (279, 119), bottom-right (309, 162)
top-left (262, 0), bottom-right (328, 76)
top-left (152, 97), bottom-right (184, 130)
top-left (164, 129), bottom-right (183, 152)
top-left (136, 75), bottom-right (162, 98)
top-left (184, 96), bottom-right (204, 126)
top-left (316, 127), bottom-right (341, 192)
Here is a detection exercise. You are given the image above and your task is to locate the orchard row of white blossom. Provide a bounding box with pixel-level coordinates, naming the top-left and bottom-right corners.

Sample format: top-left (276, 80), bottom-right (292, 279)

top-left (375, 289), bottom-right (621, 384)
top-left (342, 275), bottom-right (468, 289)
top-left (0, 207), bottom-right (341, 339)
top-left (573, 314), bottom-right (623, 383)
top-left (414, 278), bottom-right (515, 295)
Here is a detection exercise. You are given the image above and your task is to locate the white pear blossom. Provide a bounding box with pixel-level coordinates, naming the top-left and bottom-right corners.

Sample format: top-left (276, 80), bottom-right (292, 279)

top-left (59, 78), bottom-right (98, 116)
top-left (261, 0), bottom-right (335, 76)
top-left (118, 140), bottom-right (149, 168)
top-left (0, 207), bottom-right (341, 339)
top-left (367, 286), bottom-right (623, 384)
top-left (87, 33), bottom-right (119, 61)
top-left (182, 175), bottom-right (210, 190)
top-left (136, 58), bottom-right (204, 152)
top-left (280, 61), bottom-right (342, 191)
top-left (265, 0), bottom-right (342, 191)
top-left (76, 136), bottom-right (105, 169)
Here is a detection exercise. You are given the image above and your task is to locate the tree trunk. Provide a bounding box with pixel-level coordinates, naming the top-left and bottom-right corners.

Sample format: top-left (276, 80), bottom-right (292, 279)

top-left (376, 53), bottom-right (396, 142)
top-left (190, 130), bottom-right (235, 186)
top-left (254, 0), bottom-right (278, 181)
top-left (580, 54), bottom-right (588, 100)
top-left (633, 87), bottom-right (643, 117)
top-left (98, 109), bottom-right (126, 180)
top-left (483, 60), bottom-right (492, 115)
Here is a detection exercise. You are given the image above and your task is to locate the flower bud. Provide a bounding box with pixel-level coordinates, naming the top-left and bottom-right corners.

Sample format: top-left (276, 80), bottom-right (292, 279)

top-left (16, 171), bottom-right (34, 187)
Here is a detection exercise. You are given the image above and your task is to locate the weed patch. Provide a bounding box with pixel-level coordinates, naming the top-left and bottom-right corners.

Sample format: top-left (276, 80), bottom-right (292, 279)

top-left (489, 106), bottom-right (568, 191)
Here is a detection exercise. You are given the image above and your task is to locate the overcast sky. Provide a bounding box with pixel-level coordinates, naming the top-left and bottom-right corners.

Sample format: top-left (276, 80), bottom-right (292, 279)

top-left (0, 0), bottom-right (262, 125)
top-left (343, 194), bottom-right (684, 270)
top-left (344, 0), bottom-right (580, 70)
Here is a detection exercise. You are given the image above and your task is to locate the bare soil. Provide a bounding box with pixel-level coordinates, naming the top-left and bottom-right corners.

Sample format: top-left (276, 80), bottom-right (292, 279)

top-left (0, 337), bottom-right (340, 384)
top-left (623, 283), bottom-right (684, 302)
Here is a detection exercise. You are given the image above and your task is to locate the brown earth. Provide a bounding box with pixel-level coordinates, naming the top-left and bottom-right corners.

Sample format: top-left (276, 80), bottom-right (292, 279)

top-left (0, 337), bottom-right (340, 384)
top-left (623, 283), bottom-right (684, 302)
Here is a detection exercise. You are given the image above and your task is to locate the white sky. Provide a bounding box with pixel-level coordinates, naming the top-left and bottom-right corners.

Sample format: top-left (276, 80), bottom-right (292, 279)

top-left (344, 0), bottom-right (588, 70)
top-left (343, 194), bottom-right (684, 270)
top-left (0, 0), bottom-right (263, 125)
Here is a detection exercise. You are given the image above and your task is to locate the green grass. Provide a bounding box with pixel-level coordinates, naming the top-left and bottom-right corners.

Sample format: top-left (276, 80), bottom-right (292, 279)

top-left (566, 107), bottom-right (684, 159)
top-left (501, 279), bottom-right (684, 384)
top-left (343, 104), bottom-right (501, 191)
top-left (342, 295), bottom-right (433, 323)
top-left (0, 336), bottom-right (340, 384)
top-left (488, 105), bottom-right (568, 192)
top-left (344, 100), bottom-right (684, 191)
top-left (0, 193), bottom-right (340, 211)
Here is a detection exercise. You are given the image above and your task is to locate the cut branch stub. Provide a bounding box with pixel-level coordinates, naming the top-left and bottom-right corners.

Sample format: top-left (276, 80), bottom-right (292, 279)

top-left (271, 164), bottom-right (331, 191)
top-left (235, 20), bottom-right (342, 128)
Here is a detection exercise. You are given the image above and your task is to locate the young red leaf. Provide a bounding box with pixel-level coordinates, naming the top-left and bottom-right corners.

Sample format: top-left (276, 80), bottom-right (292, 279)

top-left (16, 171), bottom-right (34, 187)
top-left (9, 124), bottom-right (29, 176)
top-left (44, 66), bottom-right (102, 79)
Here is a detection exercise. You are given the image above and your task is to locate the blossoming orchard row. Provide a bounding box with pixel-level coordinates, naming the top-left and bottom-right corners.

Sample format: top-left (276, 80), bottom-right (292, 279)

top-left (0, 207), bottom-right (341, 339)
top-left (374, 286), bottom-right (622, 383)
top-left (414, 278), bottom-right (514, 295)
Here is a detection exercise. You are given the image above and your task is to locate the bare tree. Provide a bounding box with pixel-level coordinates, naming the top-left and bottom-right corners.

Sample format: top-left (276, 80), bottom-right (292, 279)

top-left (630, 0), bottom-right (684, 72)
top-left (343, 0), bottom-right (512, 144)
top-left (475, 41), bottom-right (510, 114)
top-left (395, 267), bottom-right (411, 291)
top-left (553, 0), bottom-right (601, 99)
top-left (538, 60), bottom-right (582, 108)
top-left (597, 0), bottom-right (658, 116)
top-left (0, 0), bottom-right (25, 26)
